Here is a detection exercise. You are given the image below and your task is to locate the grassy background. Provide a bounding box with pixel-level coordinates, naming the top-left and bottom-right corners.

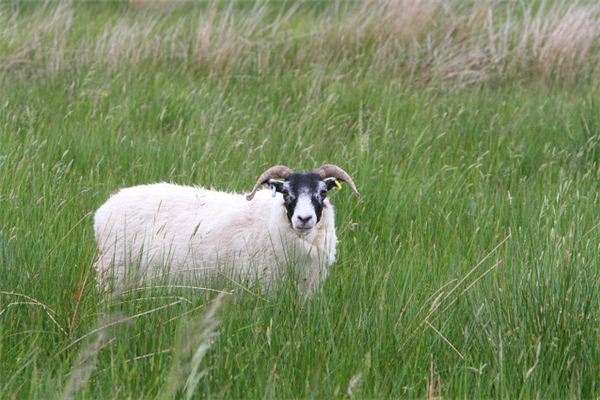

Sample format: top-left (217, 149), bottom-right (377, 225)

top-left (1, 1), bottom-right (599, 398)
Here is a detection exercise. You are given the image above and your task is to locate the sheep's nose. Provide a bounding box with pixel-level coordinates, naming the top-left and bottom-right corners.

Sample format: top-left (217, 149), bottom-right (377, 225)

top-left (297, 215), bottom-right (313, 224)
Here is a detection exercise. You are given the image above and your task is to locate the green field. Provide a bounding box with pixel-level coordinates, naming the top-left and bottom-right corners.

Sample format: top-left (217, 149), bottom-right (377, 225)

top-left (1, 1), bottom-right (599, 398)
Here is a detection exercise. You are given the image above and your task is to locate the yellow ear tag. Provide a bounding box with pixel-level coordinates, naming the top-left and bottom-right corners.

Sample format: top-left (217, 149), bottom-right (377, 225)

top-left (334, 180), bottom-right (342, 190)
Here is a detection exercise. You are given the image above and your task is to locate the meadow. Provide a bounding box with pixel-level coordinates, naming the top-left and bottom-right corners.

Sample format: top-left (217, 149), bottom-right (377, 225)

top-left (1, 1), bottom-right (599, 398)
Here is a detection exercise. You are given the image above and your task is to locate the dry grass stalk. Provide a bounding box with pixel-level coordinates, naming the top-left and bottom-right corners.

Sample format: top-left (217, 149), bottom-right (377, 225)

top-left (0, 0), bottom-right (598, 83)
top-left (163, 292), bottom-right (228, 399)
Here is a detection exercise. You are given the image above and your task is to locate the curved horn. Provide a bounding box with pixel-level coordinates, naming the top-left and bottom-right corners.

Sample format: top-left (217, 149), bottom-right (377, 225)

top-left (246, 165), bottom-right (293, 201)
top-left (316, 164), bottom-right (361, 198)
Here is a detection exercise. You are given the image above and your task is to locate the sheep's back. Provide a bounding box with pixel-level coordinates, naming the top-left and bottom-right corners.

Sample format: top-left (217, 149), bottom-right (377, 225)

top-left (93, 183), bottom-right (263, 278)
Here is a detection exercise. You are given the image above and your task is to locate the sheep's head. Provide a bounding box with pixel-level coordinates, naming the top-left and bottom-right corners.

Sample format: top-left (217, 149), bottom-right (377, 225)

top-left (246, 164), bottom-right (360, 231)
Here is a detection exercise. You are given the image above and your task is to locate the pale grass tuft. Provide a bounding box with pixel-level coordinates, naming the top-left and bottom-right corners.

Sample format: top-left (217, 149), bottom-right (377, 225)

top-left (61, 314), bottom-right (125, 400)
top-left (128, 0), bottom-right (189, 12)
top-left (346, 372), bottom-right (363, 397)
top-left (163, 292), bottom-right (228, 399)
top-left (427, 360), bottom-right (441, 400)
top-left (360, 0), bottom-right (441, 40)
top-left (538, 5), bottom-right (599, 79)
top-left (92, 18), bottom-right (160, 68)
top-left (1, 1), bottom-right (599, 82)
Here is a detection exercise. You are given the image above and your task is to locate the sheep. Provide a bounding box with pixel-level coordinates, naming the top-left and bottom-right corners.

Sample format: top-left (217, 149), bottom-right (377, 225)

top-left (93, 164), bottom-right (360, 294)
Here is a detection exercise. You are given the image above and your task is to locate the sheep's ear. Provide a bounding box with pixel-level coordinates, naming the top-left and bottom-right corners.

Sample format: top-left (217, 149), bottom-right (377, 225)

top-left (324, 177), bottom-right (340, 191)
top-left (267, 179), bottom-right (286, 192)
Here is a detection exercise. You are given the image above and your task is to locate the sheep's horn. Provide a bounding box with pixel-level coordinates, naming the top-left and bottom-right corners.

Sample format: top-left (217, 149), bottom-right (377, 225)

top-left (246, 165), bottom-right (293, 201)
top-left (316, 164), bottom-right (361, 198)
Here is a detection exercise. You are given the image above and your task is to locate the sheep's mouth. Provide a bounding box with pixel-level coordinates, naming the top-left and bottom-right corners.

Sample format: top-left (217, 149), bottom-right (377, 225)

top-left (293, 226), bottom-right (314, 234)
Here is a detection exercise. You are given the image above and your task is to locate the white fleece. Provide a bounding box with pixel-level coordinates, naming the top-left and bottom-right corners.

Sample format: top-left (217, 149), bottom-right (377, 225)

top-left (93, 183), bottom-right (337, 293)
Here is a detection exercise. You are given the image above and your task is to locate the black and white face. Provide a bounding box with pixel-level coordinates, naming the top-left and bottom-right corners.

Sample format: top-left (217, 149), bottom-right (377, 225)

top-left (269, 173), bottom-right (339, 231)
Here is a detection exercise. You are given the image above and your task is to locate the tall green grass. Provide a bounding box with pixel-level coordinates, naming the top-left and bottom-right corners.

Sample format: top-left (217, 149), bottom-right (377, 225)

top-left (1, 1), bottom-right (599, 398)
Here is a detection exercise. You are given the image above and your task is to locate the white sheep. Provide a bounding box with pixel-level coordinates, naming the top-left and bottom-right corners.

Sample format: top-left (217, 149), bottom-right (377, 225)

top-left (93, 164), bottom-right (360, 294)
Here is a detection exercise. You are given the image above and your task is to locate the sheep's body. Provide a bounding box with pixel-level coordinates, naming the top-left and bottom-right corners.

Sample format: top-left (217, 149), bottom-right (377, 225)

top-left (93, 183), bottom-right (337, 293)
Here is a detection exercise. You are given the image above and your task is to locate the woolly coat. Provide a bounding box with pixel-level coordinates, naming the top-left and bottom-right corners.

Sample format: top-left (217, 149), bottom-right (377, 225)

top-left (93, 183), bottom-right (337, 293)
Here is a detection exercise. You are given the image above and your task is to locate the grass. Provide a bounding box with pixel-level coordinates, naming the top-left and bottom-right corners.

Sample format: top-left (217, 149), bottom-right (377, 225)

top-left (1, 1), bottom-right (599, 398)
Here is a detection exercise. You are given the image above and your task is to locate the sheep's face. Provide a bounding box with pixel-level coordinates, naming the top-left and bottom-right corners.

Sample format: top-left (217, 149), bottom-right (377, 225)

top-left (269, 173), bottom-right (338, 231)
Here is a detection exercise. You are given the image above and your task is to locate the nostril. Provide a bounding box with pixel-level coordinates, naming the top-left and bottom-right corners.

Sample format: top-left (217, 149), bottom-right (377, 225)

top-left (298, 215), bottom-right (312, 223)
